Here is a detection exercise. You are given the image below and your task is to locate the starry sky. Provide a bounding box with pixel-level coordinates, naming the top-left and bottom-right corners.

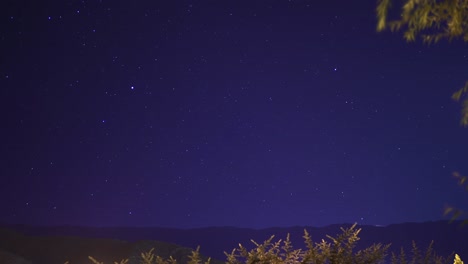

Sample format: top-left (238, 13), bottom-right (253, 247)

top-left (2, 0), bottom-right (468, 229)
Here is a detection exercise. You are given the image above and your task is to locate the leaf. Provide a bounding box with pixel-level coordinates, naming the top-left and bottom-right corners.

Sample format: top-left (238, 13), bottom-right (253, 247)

top-left (376, 0), bottom-right (468, 43)
top-left (454, 254), bottom-right (464, 264)
top-left (404, 30), bottom-right (416, 41)
top-left (377, 0), bottom-right (392, 31)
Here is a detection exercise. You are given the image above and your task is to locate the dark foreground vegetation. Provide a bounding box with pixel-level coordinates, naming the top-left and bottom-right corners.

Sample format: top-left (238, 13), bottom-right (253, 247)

top-left (1, 223), bottom-right (464, 264)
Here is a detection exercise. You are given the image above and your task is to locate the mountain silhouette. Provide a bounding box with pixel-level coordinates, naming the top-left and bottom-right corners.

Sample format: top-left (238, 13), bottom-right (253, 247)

top-left (1, 220), bottom-right (467, 263)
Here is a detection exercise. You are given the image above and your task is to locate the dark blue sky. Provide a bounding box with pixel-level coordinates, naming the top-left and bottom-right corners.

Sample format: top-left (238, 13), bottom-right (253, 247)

top-left (2, 0), bottom-right (468, 229)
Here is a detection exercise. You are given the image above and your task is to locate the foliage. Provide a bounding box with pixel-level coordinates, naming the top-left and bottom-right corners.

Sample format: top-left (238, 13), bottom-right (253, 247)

top-left (67, 224), bottom-right (391, 263)
top-left (88, 255), bottom-right (129, 264)
top-left (443, 172), bottom-right (468, 225)
top-left (376, 0), bottom-right (468, 127)
top-left (224, 223), bottom-right (390, 264)
top-left (376, 0), bottom-right (468, 225)
top-left (83, 246), bottom-right (209, 264)
top-left (64, 224), bottom-right (465, 264)
top-left (390, 240), bottom-right (454, 264)
top-left (455, 254), bottom-right (464, 264)
top-left (376, 0), bottom-right (468, 43)
top-left (188, 246), bottom-right (211, 264)
top-left (452, 82), bottom-right (468, 127)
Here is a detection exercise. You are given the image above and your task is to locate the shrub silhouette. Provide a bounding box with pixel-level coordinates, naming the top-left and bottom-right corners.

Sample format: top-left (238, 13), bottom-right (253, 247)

top-left (389, 240), bottom-right (454, 264)
top-left (69, 223), bottom-right (463, 264)
top-left (224, 223), bottom-right (390, 264)
top-left (454, 254), bottom-right (464, 264)
top-left (85, 246), bottom-right (211, 264)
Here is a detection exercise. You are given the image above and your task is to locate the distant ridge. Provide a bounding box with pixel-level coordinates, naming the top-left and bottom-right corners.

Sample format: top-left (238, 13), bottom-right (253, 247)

top-left (0, 227), bottom-right (219, 264)
top-left (0, 220), bottom-right (467, 261)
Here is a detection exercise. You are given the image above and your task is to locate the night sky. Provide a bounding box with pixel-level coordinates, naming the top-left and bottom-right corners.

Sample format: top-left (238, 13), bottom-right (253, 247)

top-left (2, 0), bottom-right (468, 229)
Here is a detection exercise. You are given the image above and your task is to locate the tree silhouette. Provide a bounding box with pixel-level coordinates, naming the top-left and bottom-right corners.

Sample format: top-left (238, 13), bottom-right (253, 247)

top-left (375, 0), bottom-right (468, 223)
top-left (376, 0), bottom-right (468, 126)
